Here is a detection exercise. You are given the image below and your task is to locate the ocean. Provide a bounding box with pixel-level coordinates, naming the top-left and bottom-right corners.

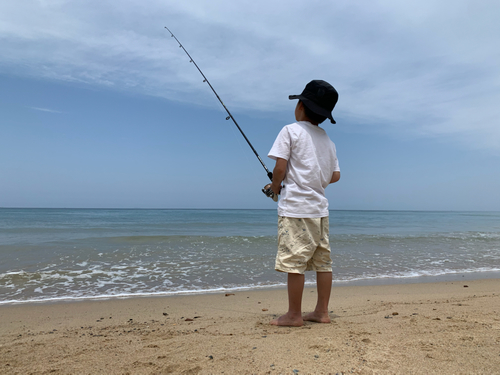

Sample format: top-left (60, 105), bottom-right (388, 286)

top-left (1, 209), bottom-right (499, 304)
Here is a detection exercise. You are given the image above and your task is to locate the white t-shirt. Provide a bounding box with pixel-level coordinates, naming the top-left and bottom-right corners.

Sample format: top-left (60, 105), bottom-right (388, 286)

top-left (268, 121), bottom-right (340, 218)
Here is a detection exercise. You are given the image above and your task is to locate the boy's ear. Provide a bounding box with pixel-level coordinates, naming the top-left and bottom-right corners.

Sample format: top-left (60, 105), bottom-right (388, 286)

top-left (296, 100), bottom-right (306, 116)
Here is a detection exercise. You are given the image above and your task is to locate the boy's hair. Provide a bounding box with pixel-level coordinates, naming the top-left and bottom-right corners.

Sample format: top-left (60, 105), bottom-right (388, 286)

top-left (301, 100), bottom-right (327, 124)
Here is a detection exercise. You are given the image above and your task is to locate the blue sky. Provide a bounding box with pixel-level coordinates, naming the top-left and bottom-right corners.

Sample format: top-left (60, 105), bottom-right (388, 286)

top-left (1, 0), bottom-right (499, 210)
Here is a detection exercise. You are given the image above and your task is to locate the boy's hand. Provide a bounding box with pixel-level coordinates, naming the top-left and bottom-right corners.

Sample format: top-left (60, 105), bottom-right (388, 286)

top-left (270, 182), bottom-right (282, 195)
top-left (262, 184), bottom-right (278, 202)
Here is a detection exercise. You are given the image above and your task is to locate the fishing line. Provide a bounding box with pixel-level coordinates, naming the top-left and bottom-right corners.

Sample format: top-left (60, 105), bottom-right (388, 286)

top-left (164, 26), bottom-right (273, 183)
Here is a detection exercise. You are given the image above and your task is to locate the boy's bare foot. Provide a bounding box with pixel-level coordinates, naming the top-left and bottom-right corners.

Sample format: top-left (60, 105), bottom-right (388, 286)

top-left (270, 313), bottom-right (304, 327)
top-left (303, 311), bottom-right (331, 323)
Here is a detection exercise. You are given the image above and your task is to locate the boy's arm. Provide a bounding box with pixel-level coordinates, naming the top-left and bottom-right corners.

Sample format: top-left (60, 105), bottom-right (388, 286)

top-left (330, 171), bottom-right (341, 184)
top-left (271, 158), bottom-right (287, 194)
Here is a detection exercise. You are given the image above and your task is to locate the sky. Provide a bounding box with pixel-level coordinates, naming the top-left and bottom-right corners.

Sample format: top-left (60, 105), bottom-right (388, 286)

top-left (1, 0), bottom-right (499, 211)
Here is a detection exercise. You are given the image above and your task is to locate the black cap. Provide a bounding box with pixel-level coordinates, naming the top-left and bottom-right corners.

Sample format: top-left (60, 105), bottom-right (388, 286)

top-left (289, 80), bottom-right (338, 124)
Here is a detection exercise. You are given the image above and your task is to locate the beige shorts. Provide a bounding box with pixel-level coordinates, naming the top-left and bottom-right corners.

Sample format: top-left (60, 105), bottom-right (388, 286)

top-left (275, 216), bottom-right (332, 274)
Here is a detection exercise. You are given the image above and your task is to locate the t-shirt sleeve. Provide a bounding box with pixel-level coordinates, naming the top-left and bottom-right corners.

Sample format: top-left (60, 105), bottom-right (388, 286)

top-left (332, 143), bottom-right (340, 172)
top-left (268, 126), bottom-right (291, 161)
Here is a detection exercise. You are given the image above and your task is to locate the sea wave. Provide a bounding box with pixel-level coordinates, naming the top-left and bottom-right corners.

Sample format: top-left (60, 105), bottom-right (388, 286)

top-left (2, 209), bottom-right (500, 305)
top-left (2, 264), bottom-right (500, 305)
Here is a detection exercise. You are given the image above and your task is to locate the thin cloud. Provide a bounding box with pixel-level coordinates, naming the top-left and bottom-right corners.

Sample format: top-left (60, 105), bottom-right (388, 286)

top-left (30, 107), bottom-right (63, 114)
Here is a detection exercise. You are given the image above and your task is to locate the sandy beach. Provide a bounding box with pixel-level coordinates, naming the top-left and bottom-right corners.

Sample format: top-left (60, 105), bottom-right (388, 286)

top-left (1, 279), bottom-right (499, 374)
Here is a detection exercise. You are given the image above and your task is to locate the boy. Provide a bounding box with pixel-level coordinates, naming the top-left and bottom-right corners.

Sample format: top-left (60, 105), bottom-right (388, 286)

top-left (267, 80), bottom-right (340, 327)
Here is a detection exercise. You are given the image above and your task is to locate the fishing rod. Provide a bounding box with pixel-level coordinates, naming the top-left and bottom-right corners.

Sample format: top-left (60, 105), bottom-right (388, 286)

top-left (165, 27), bottom-right (278, 201)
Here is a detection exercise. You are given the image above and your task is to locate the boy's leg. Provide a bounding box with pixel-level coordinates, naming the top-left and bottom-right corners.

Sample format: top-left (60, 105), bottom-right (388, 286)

top-left (270, 273), bottom-right (305, 326)
top-left (304, 271), bottom-right (332, 323)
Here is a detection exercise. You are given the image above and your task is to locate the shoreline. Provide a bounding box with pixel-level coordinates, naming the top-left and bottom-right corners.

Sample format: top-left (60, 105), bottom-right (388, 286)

top-left (1, 278), bottom-right (499, 374)
top-left (3, 270), bottom-right (500, 307)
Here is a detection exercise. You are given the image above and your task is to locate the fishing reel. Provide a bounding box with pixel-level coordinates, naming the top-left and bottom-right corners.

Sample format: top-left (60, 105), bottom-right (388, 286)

top-left (262, 183), bottom-right (279, 202)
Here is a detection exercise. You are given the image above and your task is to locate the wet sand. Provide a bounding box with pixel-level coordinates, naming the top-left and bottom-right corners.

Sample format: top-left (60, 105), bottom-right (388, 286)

top-left (1, 279), bottom-right (499, 374)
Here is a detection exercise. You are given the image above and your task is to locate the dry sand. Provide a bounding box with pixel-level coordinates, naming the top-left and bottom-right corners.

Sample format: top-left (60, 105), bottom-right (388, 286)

top-left (1, 279), bottom-right (499, 374)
